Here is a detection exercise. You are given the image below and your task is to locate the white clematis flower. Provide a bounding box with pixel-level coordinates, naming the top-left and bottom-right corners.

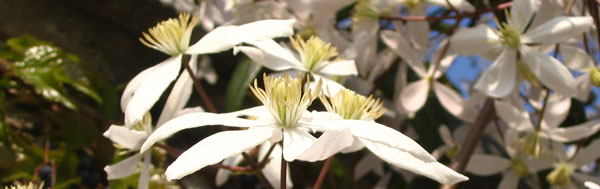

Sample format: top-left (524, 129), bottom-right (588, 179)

top-left (542, 140), bottom-right (600, 187)
top-left (495, 95), bottom-right (600, 158)
top-left (121, 14), bottom-right (296, 127)
top-left (450, 0), bottom-right (593, 97)
top-left (234, 35), bottom-right (358, 95)
top-left (316, 88), bottom-right (469, 185)
top-left (560, 44), bottom-right (597, 102)
top-left (139, 74), bottom-right (355, 181)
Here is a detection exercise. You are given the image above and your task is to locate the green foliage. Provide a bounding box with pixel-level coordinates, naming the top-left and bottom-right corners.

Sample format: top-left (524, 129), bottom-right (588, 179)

top-left (225, 58), bottom-right (262, 112)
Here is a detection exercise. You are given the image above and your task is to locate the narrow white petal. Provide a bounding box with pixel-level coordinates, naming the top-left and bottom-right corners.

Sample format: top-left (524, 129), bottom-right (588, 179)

top-left (400, 79), bottom-right (430, 113)
top-left (510, 0), bottom-right (537, 32)
top-left (354, 153), bottom-right (385, 180)
top-left (540, 120), bottom-right (600, 142)
top-left (234, 46), bottom-right (299, 71)
top-left (560, 45), bottom-right (595, 72)
top-left (430, 44), bottom-right (456, 78)
top-left (450, 25), bottom-right (502, 56)
top-left (215, 155), bottom-right (243, 186)
top-left (374, 172), bottom-right (393, 188)
top-left (125, 55), bottom-right (182, 126)
top-left (260, 142), bottom-right (293, 188)
top-left (380, 30), bottom-right (427, 77)
top-left (120, 65), bottom-right (158, 112)
top-left (474, 48), bottom-right (517, 98)
top-left (138, 152), bottom-right (151, 189)
top-left (104, 154), bottom-right (141, 180)
top-left (431, 146), bottom-right (450, 160)
top-left (186, 19), bottom-right (295, 54)
top-left (103, 125), bottom-right (147, 150)
top-left (362, 139), bottom-right (468, 184)
top-left (311, 74), bottom-right (347, 96)
top-left (540, 93), bottom-right (571, 129)
top-left (465, 154), bottom-right (509, 176)
top-left (576, 174), bottom-right (600, 187)
top-left (282, 128), bottom-right (316, 161)
top-left (523, 154), bottom-right (556, 172)
top-left (406, 8), bottom-right (429, 52)
top-left (319, 60), bottom-right (358, 76)
top-left (520, 45), bottom-right (577, 97)
top-left (140, 111), bottom-right (271, 153)
top-left (585, 181), bottom-right (600, 189)
top-left (426, 0), bottom-right (475, 11)
top-left (576, 76), bottom-right (592, 102)
top-left (434, 82), bottom-right (476, 123)
top-left (165, 127), bottom-right (276, 180)
top-left (495, 100), bottom-right (535, 132)
top-left (295, 128), bottom-right (354, 162)
top-left (573, 136), bottom-right (600, 166)
top-left (157, 55), bottom-right (198, 126)
top-left (522, 16), bottom-right (593, 44)
top-left (498, 172), bottom-right (519, 189)
top-left (439, 125), bottom-right (455, 146)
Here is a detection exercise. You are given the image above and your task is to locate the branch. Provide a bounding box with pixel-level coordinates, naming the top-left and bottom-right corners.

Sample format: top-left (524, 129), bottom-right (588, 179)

top-left (381, 2), bottom-right (512, 21)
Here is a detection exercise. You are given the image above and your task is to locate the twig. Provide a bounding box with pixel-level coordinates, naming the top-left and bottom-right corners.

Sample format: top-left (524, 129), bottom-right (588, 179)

top-left (381, 2), bottom-right (512, 21)
top-left (280, 137), bottom-right (287, 189)
top-left (535, 89), bottom-right (550, 131)
top-left (442, 98), bottom-right (494, 189)
top-left (313, 157), bottom-right (334, 189)
top-left (242, 152), bottom-right (274, 189)
top-left (588, 0), bottom-right (600, 51)
top-left (181, 56), bottom-right (218, 113)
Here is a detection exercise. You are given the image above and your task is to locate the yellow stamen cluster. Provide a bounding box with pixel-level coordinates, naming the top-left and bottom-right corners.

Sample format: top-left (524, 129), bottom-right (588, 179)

top-left (510, 158), bottom-right (530, 177)
top-left (250, 73), bottom-right (321, 128)
top-left (352, 0), bottom-right (380, 24)
top-left (546, 162), bottom-right (574, 186)
top-left (590, 67), bottom-right (600, 87)
top-left (320, 88), bottom-right (386, 121)
top-left (498, 23), bottom-right (521, 49)
top-left (290, 35), bottom-right (342, 73)
top-left (140, 13), bottom-right (200, 56)
top-left (4, 182), bottom-right (42, 189)
top-left (132, 112), bottom-right (153, 134)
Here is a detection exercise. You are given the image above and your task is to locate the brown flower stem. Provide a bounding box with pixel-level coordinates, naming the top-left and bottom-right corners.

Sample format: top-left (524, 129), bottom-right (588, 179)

top-left (242, 152), bottom-right (274, 189)
top-left (381, 2), bottom-right (512, 21)
top-left (181, 55), bottom-right (218, 113)
top-left (280, 134), bottom-right (287, 189)
top-left (258, 143), bottom-right (277, 168)
top-left (441, 98), bottom-right (494, 189)
top-left (313, 157), bottom-right (334, 189)
top-left (535, 89), bottom-right (550, 131)
top-left (588, 0), bottom-right (600, 51)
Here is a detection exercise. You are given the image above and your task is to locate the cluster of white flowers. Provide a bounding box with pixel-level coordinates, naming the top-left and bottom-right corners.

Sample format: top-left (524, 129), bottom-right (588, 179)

top-left (104, 0), bottom-right (600, 188)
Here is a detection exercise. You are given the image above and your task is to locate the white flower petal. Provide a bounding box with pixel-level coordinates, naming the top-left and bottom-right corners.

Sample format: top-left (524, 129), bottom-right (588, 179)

top-left (311, 74), bottom-right (347, 96)
top-left (431, 146), bottom-right (450, 160)
top-left (234, 46), bottom-right (299, 71)
top-left (354, 153), bottom-right (385, 180)
top-left (573, 136), bottom-right (600, 166)
top-left (165, 127), bottom-right (277, 180)
top-left (374, 172), bottom-right (393, 188)
top-left (242, 39), bottom-right (303, 69)
top-left (523, 155), bottom-right (555, 172)
top-left (400, 79), bottom-right (430, 113)
top-left (120, 64), bottom-right (158, 113)
top-left (427, 0), bottom-right (475, 11)
top-left (560, 45), bottom-right (595, 72)
top-left (439, 125), bottom-right (455, 146)
top-left (465, 154), bottom-right (509, 176)
top-left (406, 8), bottom-right (429, 52)
top-left (540, 93), bottom-right (571, 129)
top-left (380, 30), bottom-right (427, 77)
top-left (157, 55), bottom-right (198, 127)
top-left (575, 173), bottom-right (600, 187)
top-left (576, 75), bottom-right (592, 102)
top-left (125, 55), bottom-right (182, 126)
top-left (140, 110), bottom-right (271, 153)
top-left (522, 16), bottom-right (593, 44)
top-left (104, 154), bottom-right (141, 180)
top-left (510, 0), bottom-right (537, 32)
top-left (474, 48), bottom-right (517, 98)
top-left (138, 152), bottom-right (151, 189)
top-left (495, 100), bottom-right (534, 132)
top-left (361, 139), bottom-right (468, 185)
top-left (103, 125), bottom-right (147, 151)
top-left (520, 45), bottom-right (577, 97)
top-left (319, 60), bottom-right (358, 76)
top-left (282, 128), bottom-right (316, 161)
top-left (449, 25), bottom-right (502, 56)
top-left (585, 181), bottom-right (600, 189)
top-left (540, 120), bottom-right (600, 142)
top-left (498, 172), bottom-right (519, 189)
top-left (186, 19), bottom-right (295, 54)
top-left (341, 136), bottom-right (365, 153)
top-left (295, 128), bottom-right (354, 162)
top-left (434, 82), bottom-right (476, 123)
top-left (260, 142), bottom-right (293, 188)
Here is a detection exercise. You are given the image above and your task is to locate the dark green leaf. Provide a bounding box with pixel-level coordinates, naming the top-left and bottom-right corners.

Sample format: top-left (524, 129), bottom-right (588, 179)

top-left (225, 59), bottom-right (261, 112)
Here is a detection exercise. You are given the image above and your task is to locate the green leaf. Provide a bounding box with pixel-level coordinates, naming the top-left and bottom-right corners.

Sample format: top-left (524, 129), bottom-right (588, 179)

top-left (0, 35), bottom-right (47, 61)
top-left (225, 59), bottom-right (262, 112)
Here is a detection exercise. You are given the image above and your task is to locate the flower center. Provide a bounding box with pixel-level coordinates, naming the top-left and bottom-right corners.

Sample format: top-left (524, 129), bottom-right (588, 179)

top-left (352, 0), bottom-right (380, 24)
top-left (499, 23), bottom-right (521, 49)
top-left (320, 89), bottom-right (386, 121)
top-left (510, 158), bottom-right (529, 177)
top-left (546, 162), bottom-right (574, 186)
top-left (249, 73), bottom-right (321, 128)
top-left (132, 112), bottom-right (153, 134)
top-left (590, 67), bottom-right (600, 87)
top-left (139, 13), bottom-right (199, 56)
top-left (290, 35), bottom-right (343, 73)
top-left (520, 131), bottom-right (543, 158)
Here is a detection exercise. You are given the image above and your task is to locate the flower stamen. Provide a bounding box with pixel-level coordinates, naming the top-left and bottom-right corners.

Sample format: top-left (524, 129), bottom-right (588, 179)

top-left (139, 13), bottom-right (200, 56)
top-left (319, 88), bottom-right (386, 121)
